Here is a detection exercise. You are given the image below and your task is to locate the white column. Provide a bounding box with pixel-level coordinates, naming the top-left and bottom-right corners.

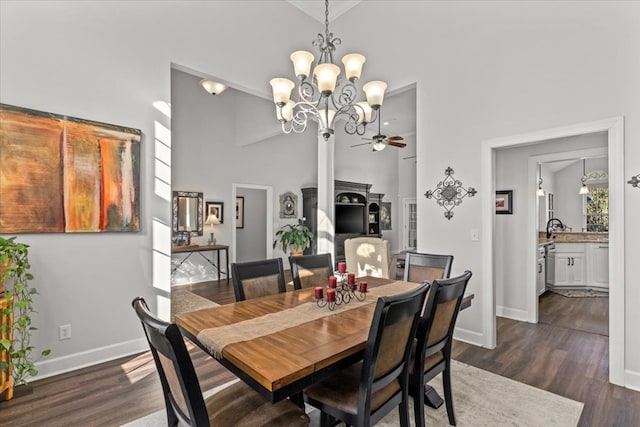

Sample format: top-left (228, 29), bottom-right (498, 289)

top-left (316, 131), bottom-right (335, 262)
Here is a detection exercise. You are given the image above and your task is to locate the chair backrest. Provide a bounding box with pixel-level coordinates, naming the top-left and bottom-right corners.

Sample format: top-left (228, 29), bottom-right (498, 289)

top-left (289, 253), bottom-right (333, 290)
top-left (415, 271), bottom-right (472, 365)
top-left (357, 282), bottom-right (430, 425)
top-left (132, 297), bottom-right (209, 427)
top-left (231, 258), bottom-right (286, 301)
top-left (344, 237), bottom-right (391, 279)
top-left (403, 252), bottom-right (454, 283)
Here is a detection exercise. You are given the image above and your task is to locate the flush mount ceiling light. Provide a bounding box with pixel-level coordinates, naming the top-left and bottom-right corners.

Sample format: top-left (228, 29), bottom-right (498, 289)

top-left (270, 0), bottom-right (388, 141)
top-left (537, 163), bottom-right (545, 197)
top-left (579, 158), bottom-right (590, 195)
top-left (200, 79), bottom-right (228, 95)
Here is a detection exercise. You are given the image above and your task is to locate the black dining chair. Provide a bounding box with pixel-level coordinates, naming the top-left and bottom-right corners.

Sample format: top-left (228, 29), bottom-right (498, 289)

top-left (304, 282), bottom-right (430, 427)
top-left (289, 253), bottom-right (334, 290)
top-left (131, 297), bottom-right (309, 427)
top-left (404, 252), bottom-right (454, 284)
top-left (409, 270), bottom-right (472, 427)
top-left (231, 258), bottom-right (286, 302)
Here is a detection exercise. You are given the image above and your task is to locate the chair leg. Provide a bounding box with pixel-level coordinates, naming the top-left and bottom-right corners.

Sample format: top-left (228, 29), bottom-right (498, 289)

top-left (399, 395), bottom-right (411, 427)
top-left (443, 366), bottom-right (456, 426)
top-left (413, 382), bottom-right (427, 427)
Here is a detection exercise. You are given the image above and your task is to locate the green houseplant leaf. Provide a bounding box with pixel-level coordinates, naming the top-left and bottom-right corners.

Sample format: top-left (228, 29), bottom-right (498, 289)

top-left (1, 236), bottom-right (51, 387)
top-left (273, 218), bottom-right (314, 254)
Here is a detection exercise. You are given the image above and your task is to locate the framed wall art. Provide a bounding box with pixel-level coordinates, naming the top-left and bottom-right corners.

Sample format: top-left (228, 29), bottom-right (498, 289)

top-left (0, 103), bottom-right (141, 233)
top-left (381, 202), bottom-right (392, 230)
top-left (206, 201), bottom-right (224, 223)
top-left (496, 190), bottom-right (513, 214)
top-left (236, 196), bottom-right (245, 229)
top-left (279, 191), bottom-right (297, 218)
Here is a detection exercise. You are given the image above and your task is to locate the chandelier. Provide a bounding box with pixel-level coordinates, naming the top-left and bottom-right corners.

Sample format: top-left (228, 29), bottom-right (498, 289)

top-left (270, 0), bottom-right (388, 141)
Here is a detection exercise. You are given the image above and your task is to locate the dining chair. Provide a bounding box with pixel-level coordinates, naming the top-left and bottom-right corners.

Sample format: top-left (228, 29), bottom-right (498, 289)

top-left (131, 297), bottom-right (309, 427)
top-left (288, 253), bottom-right (333, 290)
top-left (304, 281), bottom-right (430, 427)
top-left (344, 236), bottom-right (392, 279)
top-left (404, 252), bottom-right (454, 283)
top-left (231, 258), bottom-right (286, 302)
top-left (409, 270), bottom-right (472, 427)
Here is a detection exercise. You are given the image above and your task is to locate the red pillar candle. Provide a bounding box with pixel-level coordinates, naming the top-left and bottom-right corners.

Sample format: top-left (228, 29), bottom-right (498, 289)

top-left (359, 281), bottom-right (368, 293)
top-left (328, 276), bottom-right (337, 288)
top-left (327, 288), bottom-right (336, 302)
top-left (347, 273), bottom-right (355, 285)
top-left (314, 287), bottom-right (324, 300)
top-left (338, 262), bottom-right (347, 274)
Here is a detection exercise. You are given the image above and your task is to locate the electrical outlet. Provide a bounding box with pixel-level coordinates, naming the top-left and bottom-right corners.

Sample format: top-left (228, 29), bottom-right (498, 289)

top-left (470, 229), bottom-right (479, 241)
top-left (59, 324), bottom-right (71, 341)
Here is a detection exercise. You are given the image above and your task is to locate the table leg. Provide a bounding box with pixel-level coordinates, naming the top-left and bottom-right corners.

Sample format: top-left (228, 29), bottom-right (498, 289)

top-left (217, 250), bottom-right (221, 282)
top-left (424, 385), bottom-right (444, 409)
top-left (225, 248), bottom-right (229, 282)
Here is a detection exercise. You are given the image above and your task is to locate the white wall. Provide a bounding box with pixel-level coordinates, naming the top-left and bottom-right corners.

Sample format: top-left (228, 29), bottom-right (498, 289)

top-left (2, 1), bottom-right (639, 388)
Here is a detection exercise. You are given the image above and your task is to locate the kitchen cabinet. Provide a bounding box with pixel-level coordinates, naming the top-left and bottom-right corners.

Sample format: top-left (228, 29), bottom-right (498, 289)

top-left (587, 243), bottom-right (609, 289)
top-left (537, 247), bottom-right (546, 296)
top-left (549, 243), bottom-right (586, 288)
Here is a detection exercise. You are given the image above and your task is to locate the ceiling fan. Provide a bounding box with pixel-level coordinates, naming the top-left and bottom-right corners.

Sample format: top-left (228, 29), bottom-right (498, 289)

top-left (350, 108), bottom-right (406, 151)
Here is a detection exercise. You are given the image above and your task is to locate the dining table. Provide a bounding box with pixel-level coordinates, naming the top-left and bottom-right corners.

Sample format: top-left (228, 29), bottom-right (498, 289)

top-left (175, 276), bottom-right (473, 404)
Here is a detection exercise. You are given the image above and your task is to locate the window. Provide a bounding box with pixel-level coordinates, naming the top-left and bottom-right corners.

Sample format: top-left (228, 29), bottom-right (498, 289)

top-left (585, 187), bottom-right (608, 232)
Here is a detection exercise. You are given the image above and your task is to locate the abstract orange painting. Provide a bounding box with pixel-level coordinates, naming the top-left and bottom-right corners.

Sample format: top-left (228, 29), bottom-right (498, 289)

top-left (0, 104), bottom-right (141, 233)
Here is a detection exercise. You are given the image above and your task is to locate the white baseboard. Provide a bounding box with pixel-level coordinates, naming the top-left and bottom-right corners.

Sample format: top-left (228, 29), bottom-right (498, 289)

top-left (453, 327), bottom-right (483, 347)
top-left (625, 368), bottom-right (640, 392)
top-left (496, 305), bottom-right (529, 322)
top-left (32, 338), bottom-right (148, 381)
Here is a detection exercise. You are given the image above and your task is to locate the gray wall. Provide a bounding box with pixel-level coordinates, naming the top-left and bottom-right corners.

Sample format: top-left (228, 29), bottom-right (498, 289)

top-left (236, 188), bottom-right (267, 262)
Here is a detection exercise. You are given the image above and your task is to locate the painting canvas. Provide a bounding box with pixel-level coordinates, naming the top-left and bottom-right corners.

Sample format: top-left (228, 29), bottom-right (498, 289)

top-left (0, 103), bottom-right (141, 233)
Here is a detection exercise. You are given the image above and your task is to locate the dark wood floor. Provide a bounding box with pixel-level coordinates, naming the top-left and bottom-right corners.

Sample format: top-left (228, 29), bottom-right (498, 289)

top-left (1, 282), bottom-right (638, 426)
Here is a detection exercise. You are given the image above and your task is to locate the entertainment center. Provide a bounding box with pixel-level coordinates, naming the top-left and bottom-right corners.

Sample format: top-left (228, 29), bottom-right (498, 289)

top-left (302, 180), bottom-right (384, 264)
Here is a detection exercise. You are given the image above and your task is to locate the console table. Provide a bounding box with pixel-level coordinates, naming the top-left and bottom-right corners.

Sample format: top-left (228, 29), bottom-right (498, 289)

top-left (171, 244), bottom-right (229, 282)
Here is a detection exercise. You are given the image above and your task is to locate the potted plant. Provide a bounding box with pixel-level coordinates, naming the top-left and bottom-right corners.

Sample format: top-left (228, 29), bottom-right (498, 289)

top-left (273, 218), bottom-right (314, 256)
top-left (0, 236), bottom-right (50, 398)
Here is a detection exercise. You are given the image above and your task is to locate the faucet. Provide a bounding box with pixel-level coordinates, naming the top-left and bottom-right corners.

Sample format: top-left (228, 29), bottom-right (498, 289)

top-left (546, 218), bottom-right (565, 239)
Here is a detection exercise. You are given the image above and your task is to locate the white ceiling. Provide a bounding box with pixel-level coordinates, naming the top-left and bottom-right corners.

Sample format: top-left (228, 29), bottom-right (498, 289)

top-left (287, 0), bottom-right (362, 23)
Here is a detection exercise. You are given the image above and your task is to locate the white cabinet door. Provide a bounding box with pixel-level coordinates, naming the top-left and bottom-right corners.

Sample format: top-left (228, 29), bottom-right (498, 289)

top-left (553, 253), bottom-right (571, 286)
top-left (588, 244), bottom-right (609, 288)
top-left (571, 253), bottom-right (586, 286)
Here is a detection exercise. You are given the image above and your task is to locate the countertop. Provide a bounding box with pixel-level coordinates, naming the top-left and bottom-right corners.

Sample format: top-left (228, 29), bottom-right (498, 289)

top-left (538, 231), bottom-right (608, 245)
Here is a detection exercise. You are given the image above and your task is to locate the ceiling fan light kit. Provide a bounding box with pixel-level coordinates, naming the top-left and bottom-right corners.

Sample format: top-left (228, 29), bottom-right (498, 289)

top-left (270, 0), bottom-right (388, 141)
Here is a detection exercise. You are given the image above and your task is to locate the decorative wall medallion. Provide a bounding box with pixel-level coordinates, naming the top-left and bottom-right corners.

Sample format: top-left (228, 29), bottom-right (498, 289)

top-left (424, 167), bottom-right (477, 220)
top-left (279, 192), bottom-right (298, 218)
top-left (628, 174), bottom-right (640, 188)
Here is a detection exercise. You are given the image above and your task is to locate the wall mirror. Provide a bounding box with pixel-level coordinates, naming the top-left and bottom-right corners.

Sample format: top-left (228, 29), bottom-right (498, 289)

top-left (172, 191), bottom-right (203, 245)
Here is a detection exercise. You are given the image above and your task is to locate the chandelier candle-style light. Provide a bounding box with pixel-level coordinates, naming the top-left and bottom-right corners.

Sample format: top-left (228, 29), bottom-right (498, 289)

top-left (270, 0), bottom-right (387, 141)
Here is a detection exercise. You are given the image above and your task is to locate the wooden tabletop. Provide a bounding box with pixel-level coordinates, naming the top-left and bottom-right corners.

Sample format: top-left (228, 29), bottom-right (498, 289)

top-left (171, 244), bottom-right (229, 253)
top-left (175, 276), bottom-right (473, 403)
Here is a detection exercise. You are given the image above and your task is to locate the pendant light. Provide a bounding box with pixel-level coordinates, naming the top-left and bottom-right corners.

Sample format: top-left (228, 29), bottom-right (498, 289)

top-left (579, 159), bottom-right (590, 195)
top-left (536, 163), bottom-right (545, 197)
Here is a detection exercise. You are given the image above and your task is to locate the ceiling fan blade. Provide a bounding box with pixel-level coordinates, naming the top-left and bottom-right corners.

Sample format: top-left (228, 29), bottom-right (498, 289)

top-left (387, 140), bottom-right (407, 148)
top-left (386, 135), bottom-right (404, 141)
top-left (350, 141), bottom-right (372, 148)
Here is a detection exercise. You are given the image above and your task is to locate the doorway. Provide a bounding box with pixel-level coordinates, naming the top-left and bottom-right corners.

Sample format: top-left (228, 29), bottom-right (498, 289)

top-left (232, 183), bottom-right (273, 264)
top-left (481, 117), bottom-right (625, 386)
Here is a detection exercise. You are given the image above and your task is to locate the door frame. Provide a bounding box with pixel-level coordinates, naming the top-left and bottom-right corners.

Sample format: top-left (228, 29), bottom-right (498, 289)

top-left (231, 183), bottom-right (273, 265)
top-left (481, 116), bottom-right (625, 386)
